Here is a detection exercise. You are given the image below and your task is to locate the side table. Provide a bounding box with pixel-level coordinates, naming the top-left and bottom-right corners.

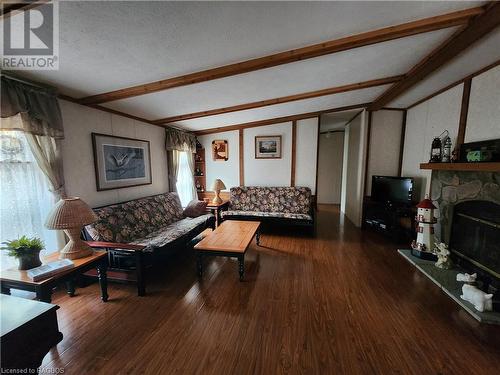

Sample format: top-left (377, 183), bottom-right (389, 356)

top-left (206, 200), bottom-right (229, 227)
top-left (0, 251), bottom-right (108, 303)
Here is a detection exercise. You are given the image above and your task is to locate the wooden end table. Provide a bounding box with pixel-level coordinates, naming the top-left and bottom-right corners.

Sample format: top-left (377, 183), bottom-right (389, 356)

top-left (194, 220), bottom-right (261, 281)
top-left (206, 199), bottom-right (229, 227)
top-left (0, 251), bottom-right (108, 303)
top-left (1, 294), bottom-right (63, 370)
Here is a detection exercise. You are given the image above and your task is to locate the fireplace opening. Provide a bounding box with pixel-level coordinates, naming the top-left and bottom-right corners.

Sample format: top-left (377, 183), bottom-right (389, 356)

top-left (450, 200), bottom-right (500, 292)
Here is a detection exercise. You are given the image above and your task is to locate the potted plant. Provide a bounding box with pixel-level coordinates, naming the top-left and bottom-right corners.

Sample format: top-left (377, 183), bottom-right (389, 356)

top-left (1, 236), bottom-right (44, 270)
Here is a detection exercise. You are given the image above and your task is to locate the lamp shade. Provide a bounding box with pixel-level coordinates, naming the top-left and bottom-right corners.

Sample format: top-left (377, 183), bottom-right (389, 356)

top-left (211, 179), bottom-right (226, 191)
top-left (45, 197), bottom-right (98, 229)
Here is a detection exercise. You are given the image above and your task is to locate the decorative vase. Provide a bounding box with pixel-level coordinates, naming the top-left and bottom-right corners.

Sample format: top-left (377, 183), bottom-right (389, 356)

top-left (17, 250), bottom-right (42, 270)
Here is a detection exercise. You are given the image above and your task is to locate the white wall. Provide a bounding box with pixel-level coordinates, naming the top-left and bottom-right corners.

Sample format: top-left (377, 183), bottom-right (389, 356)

top-left (401, 84), bottom-right (463, 200)
top-left (196, 118), bottom-right (319, 194)
top-left (295, 118), bottom-right (319, 194)
top-left (197, 130), bottom-right (240, 191)
top-left (340, 127), bottom-right (349, 214)
top-left (365, 110), bottom-right (404, 194)
top-left (465, 64), bottom-right (500, 142)
top-left (244, 122), bottom-right (292, 186)
top-left (317, 132), bottom-right (344, 204)
top-left (60, 99), bottom-right (169, 208)
top-left (343, 111), bottom-right (368, 227)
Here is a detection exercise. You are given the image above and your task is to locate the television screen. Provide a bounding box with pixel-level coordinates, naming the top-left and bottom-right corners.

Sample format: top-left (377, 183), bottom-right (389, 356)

top-left (371, 176), bottom-right (413, 203)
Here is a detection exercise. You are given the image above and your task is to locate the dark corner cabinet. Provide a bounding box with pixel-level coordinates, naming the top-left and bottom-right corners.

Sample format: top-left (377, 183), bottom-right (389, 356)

top-left (362, 197), bottom-right (415, 242)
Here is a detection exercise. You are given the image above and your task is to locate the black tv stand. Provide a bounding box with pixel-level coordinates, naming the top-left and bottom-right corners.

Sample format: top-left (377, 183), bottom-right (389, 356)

top-left (362, 197), bottom-right (415, 242)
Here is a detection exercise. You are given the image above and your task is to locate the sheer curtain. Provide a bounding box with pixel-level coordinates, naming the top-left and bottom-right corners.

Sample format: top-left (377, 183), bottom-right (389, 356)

top-left (0, 131), bottom-right (58, 270)
top-left (175, 151), bottom-right (196, 207)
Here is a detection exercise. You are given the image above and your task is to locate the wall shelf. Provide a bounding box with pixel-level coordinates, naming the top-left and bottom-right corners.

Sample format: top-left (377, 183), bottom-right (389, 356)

top-left (420, 162), bottom-right (500, 172)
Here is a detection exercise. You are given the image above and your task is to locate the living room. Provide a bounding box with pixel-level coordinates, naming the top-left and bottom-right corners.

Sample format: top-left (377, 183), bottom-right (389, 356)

top-left (1, 1), bottom-right (500, 374)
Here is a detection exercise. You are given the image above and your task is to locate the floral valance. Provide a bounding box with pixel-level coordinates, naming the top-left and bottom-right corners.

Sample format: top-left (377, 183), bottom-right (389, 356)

top-left (1, 75), bottom-right (64, 139)
top-left (165, 127), bottom-right (196, 153)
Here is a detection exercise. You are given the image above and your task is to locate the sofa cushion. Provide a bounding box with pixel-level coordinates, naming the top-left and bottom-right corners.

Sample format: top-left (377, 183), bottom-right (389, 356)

top-left (222, 210), bottom-right (312, 221)
top-left (229, 186), bottom-right (312, 214)
top-left (131, 213), bottom-right (214, 249)
top-left (183, 199), bottom-right (208, 218)
top-left (85, 192), bottom-right (184, 243)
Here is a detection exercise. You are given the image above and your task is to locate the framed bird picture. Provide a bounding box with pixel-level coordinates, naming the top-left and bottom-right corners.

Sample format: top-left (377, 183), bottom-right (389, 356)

top-left (91, 133), bottom-right (152, 191)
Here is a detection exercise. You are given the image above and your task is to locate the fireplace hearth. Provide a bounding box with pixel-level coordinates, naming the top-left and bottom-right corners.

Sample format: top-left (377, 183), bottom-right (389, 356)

top-left (430, 170), bottom-right (500, 311)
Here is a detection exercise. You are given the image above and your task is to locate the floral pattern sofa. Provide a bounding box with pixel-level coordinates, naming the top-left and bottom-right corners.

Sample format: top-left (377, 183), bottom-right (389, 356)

top-left (221, 186), bottom-right (314, 228)
top-left (83, 192), bottom-right (214, 295)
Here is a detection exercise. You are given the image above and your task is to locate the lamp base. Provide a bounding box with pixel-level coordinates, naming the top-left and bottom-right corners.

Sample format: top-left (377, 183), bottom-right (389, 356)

top-left (212, 190), bottom-right (222, 205)
top-left (59, 228), bottom-right (94, 260)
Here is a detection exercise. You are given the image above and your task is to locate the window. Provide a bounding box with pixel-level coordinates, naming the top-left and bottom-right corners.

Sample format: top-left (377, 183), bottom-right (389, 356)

top-left (175, 151), bottom-right (195, 207)
top-left (0, 131), bottom-right (58, 270)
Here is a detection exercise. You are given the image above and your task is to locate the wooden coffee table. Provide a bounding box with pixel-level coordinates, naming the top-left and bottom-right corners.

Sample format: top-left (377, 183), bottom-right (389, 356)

top-left (0, 251), bottom-right (108, 303)
top-left (194, 220), bottom-right (261, 281)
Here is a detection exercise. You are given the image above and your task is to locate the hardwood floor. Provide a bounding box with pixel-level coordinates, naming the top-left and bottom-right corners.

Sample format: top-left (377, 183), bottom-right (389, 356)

top-left (39, 204), bottom-right (500, 374)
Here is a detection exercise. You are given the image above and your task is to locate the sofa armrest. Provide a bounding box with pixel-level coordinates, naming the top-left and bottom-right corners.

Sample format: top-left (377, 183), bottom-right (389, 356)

top-left (85, 241), bottom-right (146, 252)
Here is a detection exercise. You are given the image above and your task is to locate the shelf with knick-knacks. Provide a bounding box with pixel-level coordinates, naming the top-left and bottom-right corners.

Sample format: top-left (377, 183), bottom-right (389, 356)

top-left (423, 135), bottom-right (500, 172)
top-left (194, 146), bottom-right (207, 199)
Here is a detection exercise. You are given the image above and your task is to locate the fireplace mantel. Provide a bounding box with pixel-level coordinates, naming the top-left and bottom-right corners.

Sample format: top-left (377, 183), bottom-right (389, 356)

top-left (420, 162), bottom-right (500, 172)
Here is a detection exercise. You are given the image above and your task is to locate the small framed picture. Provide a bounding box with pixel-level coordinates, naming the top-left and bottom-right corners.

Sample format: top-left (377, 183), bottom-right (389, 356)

top-left (92, 133), bottom-right (152, 191)
top-left (255, 135), bottom-right (282, 159)
top-left (212, 140), bottom-right (228, 161)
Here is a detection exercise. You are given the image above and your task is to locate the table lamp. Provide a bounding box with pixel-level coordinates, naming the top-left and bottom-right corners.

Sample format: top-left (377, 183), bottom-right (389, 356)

top-left (211, 179), bottom-right (226, 204)
top-left (45, 197), bottom-right (98, 259)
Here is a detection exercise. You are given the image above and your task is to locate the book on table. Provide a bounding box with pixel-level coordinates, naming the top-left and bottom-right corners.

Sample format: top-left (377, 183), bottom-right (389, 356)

top-left (27, 259), bottom-right (75, 281)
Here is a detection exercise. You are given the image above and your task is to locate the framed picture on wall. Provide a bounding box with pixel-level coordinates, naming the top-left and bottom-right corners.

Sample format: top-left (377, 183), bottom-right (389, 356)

top-left (255, 135), bottom-right (282, 159)
top-left (91, 133), bottom-right (152, 191)
top-left (212, 139), bottom-right (228, 161)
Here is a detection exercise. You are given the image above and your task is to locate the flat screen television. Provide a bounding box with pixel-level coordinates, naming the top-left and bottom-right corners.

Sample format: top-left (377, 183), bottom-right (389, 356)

top-left (371, 176), bottom-right (414, 204)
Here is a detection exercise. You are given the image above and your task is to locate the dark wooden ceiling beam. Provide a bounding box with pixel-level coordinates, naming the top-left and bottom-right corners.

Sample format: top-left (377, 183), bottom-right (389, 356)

top-left (370, 3), bottom-right (500, 111)
top-left (406, 59), bottom-right (500, 110)
top-left (153, 75), bottom-right (402, 125)
top-left (78, 7), bottom-right (484, 105)
top-left (193, 103), bottom-right (370, 136)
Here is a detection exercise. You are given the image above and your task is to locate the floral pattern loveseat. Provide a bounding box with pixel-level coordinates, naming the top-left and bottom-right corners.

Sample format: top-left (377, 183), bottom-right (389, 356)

top-left (221, 186), bottom-right (314, 227)
top-left (83, 192), bottom-right (214, 295)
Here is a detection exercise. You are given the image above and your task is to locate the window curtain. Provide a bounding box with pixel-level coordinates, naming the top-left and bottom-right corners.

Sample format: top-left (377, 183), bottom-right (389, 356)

top-left (0, 131), bottom-right (59, 269)
top-left (165, 128), bottom-right (197, 200)
top-left (169, 149), bottom-right (181, 193)
top-left (186, 151), bottom-right (198, 200)
top-left (1, 76), bottom-right (66, 200)
top-left (165, 127), bottom-right (197, 153)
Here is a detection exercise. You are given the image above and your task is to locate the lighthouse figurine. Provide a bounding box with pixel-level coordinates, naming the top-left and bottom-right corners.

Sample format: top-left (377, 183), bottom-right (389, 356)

top-left (411, 196), bottom-right (438, 260)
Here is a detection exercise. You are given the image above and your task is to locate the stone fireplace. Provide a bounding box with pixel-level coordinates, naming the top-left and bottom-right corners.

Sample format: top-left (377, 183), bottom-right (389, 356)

top-left (431, 170), bottom-right (500, 289)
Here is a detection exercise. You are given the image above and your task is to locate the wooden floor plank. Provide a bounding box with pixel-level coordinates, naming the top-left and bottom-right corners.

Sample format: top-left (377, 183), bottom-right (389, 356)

top-left (36, 205), bottom-right (500, 374)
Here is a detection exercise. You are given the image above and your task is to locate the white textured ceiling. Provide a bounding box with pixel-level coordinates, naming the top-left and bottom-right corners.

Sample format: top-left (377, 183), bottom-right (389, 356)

top-left (102, 28), bottom-right (456, 120)
top-left (7, 0), bottom-right (495, 132)
top-left (174, 85), bottom-right (390, 131)
top-left (320, 110), bottom-right (360, 132)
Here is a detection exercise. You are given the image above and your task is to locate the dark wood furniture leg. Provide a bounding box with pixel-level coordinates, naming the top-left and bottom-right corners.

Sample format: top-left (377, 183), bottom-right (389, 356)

top-left (135, 251), bottom-right (146, 296)
top-left (96, 261), bottom-right (109, 302)
top-left (1, 285), bottom-right (11, 295)
top-left (256, 229), bottom-right (261, 246)
top-left (238, 254), bottom-right (245, 281)
top-left (65, 280), bottom-right (76, 297)
top-left (35, 286), bottom-right (52, 303)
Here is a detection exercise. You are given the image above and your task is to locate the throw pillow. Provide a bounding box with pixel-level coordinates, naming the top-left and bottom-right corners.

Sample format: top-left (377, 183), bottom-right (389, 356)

top-left (183, 199), bottom-right (207, 218)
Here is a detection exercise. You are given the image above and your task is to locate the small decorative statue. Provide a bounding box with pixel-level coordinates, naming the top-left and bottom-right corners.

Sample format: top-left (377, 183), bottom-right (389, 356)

top-left (456, 272), bottom-right (477, 284)
top-left (434, 242), bottom-right (452, 269)
top-left (460, 284), bottom-right (493, 312)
